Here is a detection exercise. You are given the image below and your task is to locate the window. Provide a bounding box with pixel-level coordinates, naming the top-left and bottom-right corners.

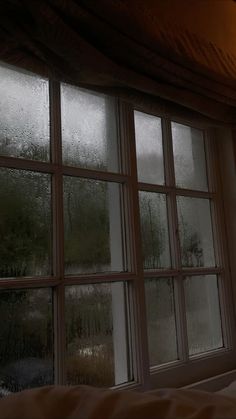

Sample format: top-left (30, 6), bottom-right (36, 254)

top-left (0, 63), bottom-right (235, 393)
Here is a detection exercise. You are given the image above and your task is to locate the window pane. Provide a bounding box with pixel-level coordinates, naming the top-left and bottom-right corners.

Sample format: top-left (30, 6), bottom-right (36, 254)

top-left (0, 64), bottom-right (49, 161)
top-left (65, 282), bottom-right (131, 386)
top-left (0, 288), bottom-right (53, 393)
top-left (177, 196), bottom-right (215, 267)
top-left (134, 111), bottom-right (164, 184)
top-left (172, 122), bottom-right (208, 191)
top-left (184, 275), bottom-right (223, 355)
top-left (64, 177), bottom-right (124, 274)
top-left (61, 85), bottom-right (119, 172)
top-left (139, 192), bottom-right (171, 269)
top-left (0, 169), bottom-right (52, 278)
top-left (145, 278), bottom-right (178, 366)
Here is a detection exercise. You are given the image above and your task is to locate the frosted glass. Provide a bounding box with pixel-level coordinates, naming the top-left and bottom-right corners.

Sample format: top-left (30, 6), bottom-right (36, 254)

top-left (61, 85), bottom-right (119, 171)
top-left (0, 288), bottom-right (53, 393)
top-left (184, 275), bottom-right (223, 355)
top-left (172, 122), bottom-right (208, 191)
top-left (177, 196), bottom-right (215, 267)
top-left (65, 282), bottom-right (130, 386)
top-left (134, 111), bottom-right (164, 184)
top-left (139, 192), bottom-right (171, 269)
top-left (0, 168), bottom-right (52, 278)
top-left (0, 64), bottom-right (49, 161)
top-left (145, 278), bottom-right (178, 366)
top-left (64, 177), bottom-right (124, 274)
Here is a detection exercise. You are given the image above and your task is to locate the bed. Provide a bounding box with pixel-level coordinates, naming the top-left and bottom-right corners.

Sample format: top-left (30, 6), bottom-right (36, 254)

top-left (1, 383), bottom-right (236, 418)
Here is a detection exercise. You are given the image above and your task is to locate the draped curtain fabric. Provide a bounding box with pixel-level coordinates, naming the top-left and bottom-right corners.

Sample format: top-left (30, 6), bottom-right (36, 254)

top-left (1, 0), bottom-right (236, 124)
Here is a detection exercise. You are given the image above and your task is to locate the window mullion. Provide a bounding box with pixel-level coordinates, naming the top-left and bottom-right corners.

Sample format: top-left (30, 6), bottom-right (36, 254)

top-left (119, 100), bottom-right (150, 389)
top-left (50, 80), bottom-right (66, 385)
top-left (162, 117), bottom-right (189, 363)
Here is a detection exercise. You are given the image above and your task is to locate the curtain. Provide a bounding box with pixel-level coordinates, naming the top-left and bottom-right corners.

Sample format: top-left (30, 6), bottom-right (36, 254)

top-left (1, 0), bottom-right (236, 123)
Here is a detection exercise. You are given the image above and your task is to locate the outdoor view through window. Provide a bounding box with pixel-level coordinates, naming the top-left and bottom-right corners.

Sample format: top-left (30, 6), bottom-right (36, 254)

top-left (0, 63), bottom-right (228, 393)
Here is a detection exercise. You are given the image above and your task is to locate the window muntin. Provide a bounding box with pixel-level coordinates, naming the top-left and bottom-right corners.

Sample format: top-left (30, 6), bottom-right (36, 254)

top-left (0, 63), bottom-right (232, 392)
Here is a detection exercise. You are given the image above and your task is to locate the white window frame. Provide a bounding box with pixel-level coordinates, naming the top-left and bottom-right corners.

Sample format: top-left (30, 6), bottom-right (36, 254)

top-left (0, 64), bottom-right (236, 391)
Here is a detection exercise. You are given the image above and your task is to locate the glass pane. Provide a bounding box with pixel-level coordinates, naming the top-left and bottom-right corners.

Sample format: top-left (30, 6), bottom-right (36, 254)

top-left (65, 282), bottom-right (131, 386)
top-left (0, 64), bottom-right (49, 161)
top-left (184, 275), bottom-right (223, 355)
top-left (177, 196), bottom-right (215, 267)
top-left (139, 192), bottom-right (171, 269)
top-left (61, 85), bottom-right (119, 172)
top-left (145, 278), bottom-right (178, 366)
top-left (64, 177), bottom-right (124, 274)
top-left (172, 122), bottom-right (208, 191)
top-left (0, 168), bottom-right (52, 278)
top-left (134, 111), bottom-right (164, 184)
top-left (0, 288), bottom-right (53, 393)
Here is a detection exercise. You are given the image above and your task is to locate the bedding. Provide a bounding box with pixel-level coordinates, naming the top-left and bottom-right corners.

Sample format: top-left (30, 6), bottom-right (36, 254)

top-left (1, 385), bottom-right (236, 419)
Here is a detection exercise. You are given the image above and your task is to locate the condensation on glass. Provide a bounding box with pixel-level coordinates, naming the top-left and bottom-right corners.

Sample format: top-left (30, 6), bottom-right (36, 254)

top-left (0, 168), bottom-right (52, 278)
top-left (61, 85), bottom-right (119, 172)
top-left (139, 191), bottom-right (171, 269)
top-left (177, 196), bottom-right (215, 268)
top-left (145, 278), bottom-right (178, 366)
top-left (134, 111), bottom-right (164, 185)
top-left (64, 177), bottom-right (124, 275)
top-left (184, 275), bottom-right (223, 356)
top-left (0, 288), bottom-right (53, 393)
top-left (0, 64), bottom-right (49, 161)
top-left (171, 122), bottom-right (208, 191)
top-left (65, 282), bottom-right (131, 386)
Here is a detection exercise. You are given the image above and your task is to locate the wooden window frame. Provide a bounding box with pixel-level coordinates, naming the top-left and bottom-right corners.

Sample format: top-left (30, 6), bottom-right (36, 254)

top-left (0, 67), bottom-right (236, 391)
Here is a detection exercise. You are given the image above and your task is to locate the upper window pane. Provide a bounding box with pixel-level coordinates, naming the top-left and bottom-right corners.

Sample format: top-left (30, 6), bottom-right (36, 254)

top-left (0, 64), bottom-right (49, 161)
top-left (64, 177), bottom-right (124, 275)
top-left (172, 122), bottom-right (208, 191)
top-left (61, 85), bottom-right (119, 172)
top-left (139, 191), bottom-right (171, 269)
top-left (0, 168), bottom-right (52, 278)
top-left (177, 196), bottom-right (215, 268)
top-left (134, 111), bottom-right (164, 185)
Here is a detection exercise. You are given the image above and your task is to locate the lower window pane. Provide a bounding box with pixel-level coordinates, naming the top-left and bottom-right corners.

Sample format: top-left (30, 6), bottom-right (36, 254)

top-left (145, 278), bottom-right (178, 366)
top-left (0, 288), bottom-right (53, 394)
top-left (184, 275), bottom-right (223, 356)
top-left (65, 282), bottom-right (131, 387)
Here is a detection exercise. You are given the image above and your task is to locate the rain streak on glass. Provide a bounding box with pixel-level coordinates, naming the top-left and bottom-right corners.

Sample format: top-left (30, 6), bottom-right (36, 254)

top-left (0, 168), bottom-right (52, 278)
top-left (61, 85), bottom-right (119, 172)
top-left (184, 275), bottom-right (223, 355)
top-left (64, 177), bottom-right (124, 275)
top-left (145, 278), bottom-right (178, 366)
top-left (65, 282), bottom-right (131, 387)
top-left (134, 111), bottom-right (164, 185)
top-left (0, 64), bottom-right (49, 161)
top-left (172, 122), bottom-right (208, 191)
top-left (139, 191), bottom-right (171, 269)
top-left (177, 196), bottom-right (215, 268)
top-left (0, 288), bottom-right (53, 393)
